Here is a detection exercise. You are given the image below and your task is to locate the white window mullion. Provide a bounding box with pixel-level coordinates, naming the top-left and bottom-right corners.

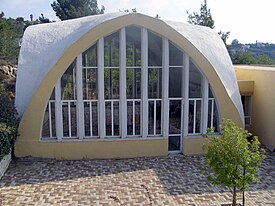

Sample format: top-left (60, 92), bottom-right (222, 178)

top-left (120, 28), bottom-right (127, 138)
top-left (89, 102), bottom-right (93, 136)
top-left (133, 100), bottom-right (135, 135)
top-left (98, 38), bottom-right (105, 138)
top-left (55, 80), bottom-right (63, 141)
top-left (48, 102), bottom-right (52, 138)
top-left (202, 77), bottom-right (209, 134)
top-left (141, 28), bottom-right (148, 138)
top-left (193, 100), bottom-right (196, 134)
top-left (211, 99), bottom-right (214, 128)
top-left (162, 37), bottom-right (169, 138)
top-left (68, 102), bottom-right (71, 137)
top-left (111, 101), bottom-right (114, 136)
top-left (154, 100), bottom-right (157, 135)
top-left (183, 53), bottom-right (189, 137)
top-left (76, 54), bottom-right (84, 139)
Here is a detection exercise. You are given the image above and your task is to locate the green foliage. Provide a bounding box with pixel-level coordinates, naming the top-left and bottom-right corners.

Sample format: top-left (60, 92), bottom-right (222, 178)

top-left (187, 0), bottom-right (214, 29)
top-left (203, 119), bottom-right (265, 205)
top-left (0, 18), bottom-right (21, 64)
top-left (0, 84), bottom-right (19, 160)
top-left (231, 50), bottom-right (275, 65)
top-left (51, 0), bottom-right (105, 20)
top-left (232, 51), bottom-right (257, 65)
top-left (187, 1), bottom-right (230, 47)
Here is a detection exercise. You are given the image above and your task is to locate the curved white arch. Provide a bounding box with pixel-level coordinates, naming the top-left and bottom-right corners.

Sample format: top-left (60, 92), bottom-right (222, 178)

top-left (16, 12), bottom-right (243, 126)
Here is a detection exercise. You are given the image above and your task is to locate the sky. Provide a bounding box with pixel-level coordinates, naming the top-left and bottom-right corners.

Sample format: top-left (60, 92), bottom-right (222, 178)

top-left (1, 0), bottom-right (274, 44)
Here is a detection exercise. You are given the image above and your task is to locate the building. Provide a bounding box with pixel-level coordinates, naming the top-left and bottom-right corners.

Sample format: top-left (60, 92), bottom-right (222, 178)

top-left (236, 65), bottom-right (275, 151)
top-left (15, 13), bottom-right (244, 159)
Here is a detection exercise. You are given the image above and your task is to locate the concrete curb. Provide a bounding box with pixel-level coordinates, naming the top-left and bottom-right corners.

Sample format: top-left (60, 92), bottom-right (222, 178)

top-left (0, 152), bottom-right (11, 180)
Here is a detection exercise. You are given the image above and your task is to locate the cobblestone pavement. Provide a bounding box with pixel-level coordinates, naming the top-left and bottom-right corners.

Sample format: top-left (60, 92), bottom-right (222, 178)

top-left (0, 152), bottom-right (274, 206)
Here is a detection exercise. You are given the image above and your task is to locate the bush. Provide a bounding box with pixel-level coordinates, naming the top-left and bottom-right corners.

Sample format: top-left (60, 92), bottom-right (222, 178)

top-left (0, 83), bottom-right (18, 160)
top-left (203, 119), bottom-right (265, 206)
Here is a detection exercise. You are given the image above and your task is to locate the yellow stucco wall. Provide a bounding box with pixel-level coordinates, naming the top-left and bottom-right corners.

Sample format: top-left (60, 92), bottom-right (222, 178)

top-left (15, 14), bottom-right (243, 159)
top-left (15, 139), bottom-right (168, 159)
top-left (235, 65), bottom-right (275, 150)
top-left (237, 80), bottom-right (254, 95)
top-left (183, 136), bottom-right (208, 155)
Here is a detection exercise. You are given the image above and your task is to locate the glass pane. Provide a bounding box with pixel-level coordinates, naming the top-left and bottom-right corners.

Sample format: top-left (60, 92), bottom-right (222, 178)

top-left (70, 102), bottom-right (77, 137)
top-left (42, 104), bottom-right (50, 137)
top-left (83, 68), bottom-right (97, 100)
top-left (105, 102), bottom-right (112, 136)
top-left (104, 68), bottom-right (119, 99)
top-left (62, 102), bottom-right (69, 137)
top-left (49, 88), bottom-right (55, 100)
top-left (213, 102), bottom-right (219, 132)
top-left (50, 103), bottom-right (56, 137)
top-left (104, 32), bottom-right (119, 67)
top-left (169, 67), bottom-right (183, 98)
top-left (148, 68), bottom-right (162, 99)
top-left (42, 89), bottom-right (56, 138)
top-left (84, 102), bottom-right (91, 136)
top-left (82, 44), bottom-right (97, 67)
top-left (195, 100), bottom-right (201, 133)
top-left (169, 136), bottom-right (181, 151)
top-left (169, 42), bottom-right (183, 66)
top-left (148, 101), bottom-right (154, 135)
top-left (135, 101), bottom-right (141, 135)
top-left (156, 100), bottom-right (162, 134)
top-left (127, 101), bottom-right (133, 135)
top-left (126, 26), bottom-right (141, 67)
top-left (92, 102), bottom-right (99, 136)
top-left (113, 101), bottom-right (120, 136)
top-left (148, 31), bottom-right (162, 66)
top-left (126, 68), bottom-right (141, 99)
top-left (208, 99), bottom-right (213, 129)
top-left (209, 85), bottom-right (214, 98)
top-left (188, 100), bottom-right (194, 134)
top-left (241, 96), bottom-right (251, 116)
top-left (169, 100), bottom-right (182, 134)
top-left (189, 59), bottom-right (202, 98)
top-left (61, 60), bottom-right (77, 100)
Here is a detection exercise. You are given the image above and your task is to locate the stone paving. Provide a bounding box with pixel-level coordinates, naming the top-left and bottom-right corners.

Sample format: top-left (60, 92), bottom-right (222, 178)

top-left (0, 152), bottom-right (274, 206)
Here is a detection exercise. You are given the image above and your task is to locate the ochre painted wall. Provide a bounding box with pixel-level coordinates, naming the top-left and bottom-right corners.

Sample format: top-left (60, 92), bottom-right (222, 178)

top-left (15, 139), bottom-right (168, 159)
top-left (237, 80), bottom-right (254, 95)
top-left (15, 15), bottom-right (243, 159)
top-left (235, 66), bottom-right (275, 151)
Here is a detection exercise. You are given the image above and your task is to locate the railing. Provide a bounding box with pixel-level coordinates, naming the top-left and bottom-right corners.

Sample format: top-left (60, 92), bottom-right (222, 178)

top-left (105, 99), bottom-right (120, 137)
top-left (83, 100), bottom-right (99, 137)
top-left (188, 98), bottom-right (202, 135)
top-left (61, 100), bottom-right (77, 138)
top-left (126, 99), bottom-right (141, 136)
top-left (148, 99), bottom-right (162, 136)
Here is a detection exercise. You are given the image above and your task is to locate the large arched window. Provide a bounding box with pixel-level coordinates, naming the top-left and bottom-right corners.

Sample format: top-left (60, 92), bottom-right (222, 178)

top-left (41, 26), bottom-right (220, 151)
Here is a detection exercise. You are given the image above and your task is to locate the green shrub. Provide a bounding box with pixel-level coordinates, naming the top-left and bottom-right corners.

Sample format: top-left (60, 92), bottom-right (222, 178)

top-left (0, 83), bottom-right (18, 160)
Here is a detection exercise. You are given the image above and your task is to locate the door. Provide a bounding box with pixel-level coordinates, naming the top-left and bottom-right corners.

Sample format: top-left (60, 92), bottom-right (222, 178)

top-left (168, 99), bottom-right (183, 152)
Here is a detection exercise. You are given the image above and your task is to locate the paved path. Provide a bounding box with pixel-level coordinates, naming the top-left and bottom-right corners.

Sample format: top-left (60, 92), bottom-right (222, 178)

top-left (0, 152), bottom-right (274, 206)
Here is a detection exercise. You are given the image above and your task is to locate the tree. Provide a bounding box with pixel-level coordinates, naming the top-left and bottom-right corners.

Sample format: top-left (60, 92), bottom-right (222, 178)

top-left (187, 1), bottom-right (230, 47)
top-left (187, 0), bottom-right (214, 29)
top-left (218, 31), bottom-right (230, 47)
top-left (232, 51), bottom-right (257, 65)
top-left (203, 119), bottom-right (265, 206)
top-left (51, 0), bottom-right (105, 20)
top-left (39, 13), bottom-right (51, 23)
top-left (0, 20), bottom-right (20, 64)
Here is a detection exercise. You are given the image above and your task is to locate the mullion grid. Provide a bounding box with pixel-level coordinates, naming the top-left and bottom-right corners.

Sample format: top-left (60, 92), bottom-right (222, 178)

top-left (188, 98), bottom-right (202, 135)
top-left (61, 100), bottom-right (77, 138)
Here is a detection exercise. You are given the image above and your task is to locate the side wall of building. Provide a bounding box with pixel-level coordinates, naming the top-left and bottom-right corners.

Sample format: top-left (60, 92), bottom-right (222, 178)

top-left (235, 66), bottom-right (275, 151)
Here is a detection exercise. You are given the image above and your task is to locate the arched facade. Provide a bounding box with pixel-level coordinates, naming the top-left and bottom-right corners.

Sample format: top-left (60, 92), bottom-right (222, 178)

top-left (15, 13), bottom-right (243, 159)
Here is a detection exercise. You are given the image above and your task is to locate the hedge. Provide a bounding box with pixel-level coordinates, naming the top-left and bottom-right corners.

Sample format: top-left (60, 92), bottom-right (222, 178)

top-left (0, 84), bottom-right (18, 160)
